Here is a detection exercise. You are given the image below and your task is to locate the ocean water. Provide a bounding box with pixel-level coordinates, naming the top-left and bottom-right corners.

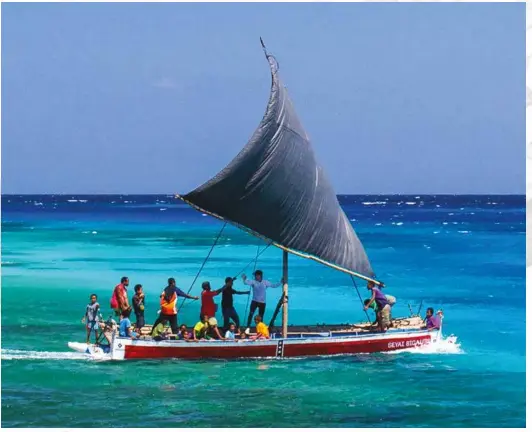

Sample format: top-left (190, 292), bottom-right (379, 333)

top-left (1, 194), bottom-right (525, 428)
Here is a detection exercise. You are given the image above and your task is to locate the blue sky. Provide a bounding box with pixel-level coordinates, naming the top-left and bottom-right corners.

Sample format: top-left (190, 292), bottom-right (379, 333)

top-left (1, 2), bottom-right (524, 194)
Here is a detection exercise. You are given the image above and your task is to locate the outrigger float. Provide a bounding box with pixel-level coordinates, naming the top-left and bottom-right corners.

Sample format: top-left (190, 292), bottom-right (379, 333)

top-left (69, 40), bottom-right (453, 361)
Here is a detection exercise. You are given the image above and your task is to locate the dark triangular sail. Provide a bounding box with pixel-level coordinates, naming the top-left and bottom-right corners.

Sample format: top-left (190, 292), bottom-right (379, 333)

top-left (180, 43), bottom-right (377, 282)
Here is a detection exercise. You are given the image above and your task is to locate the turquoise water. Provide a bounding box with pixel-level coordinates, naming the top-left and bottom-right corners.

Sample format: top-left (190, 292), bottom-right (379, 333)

top-left (1, 195), bottom-right (525, 427)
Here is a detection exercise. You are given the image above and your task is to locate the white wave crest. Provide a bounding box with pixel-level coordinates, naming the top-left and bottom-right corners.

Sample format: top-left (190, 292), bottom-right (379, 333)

top-left (362, 201), bottom-right (387, 206)
top-left (1, 349), bottom-right (89, 361)
top-left (385, 336), bottom-right (463, 355)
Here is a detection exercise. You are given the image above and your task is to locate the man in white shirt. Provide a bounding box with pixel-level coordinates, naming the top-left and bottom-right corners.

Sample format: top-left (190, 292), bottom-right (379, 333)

top-left (242, 270), bottom-right (283, 330)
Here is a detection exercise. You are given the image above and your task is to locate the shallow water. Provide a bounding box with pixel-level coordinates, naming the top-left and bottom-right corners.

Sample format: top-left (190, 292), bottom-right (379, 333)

top-left (1, 194), bottom-right (525, 427)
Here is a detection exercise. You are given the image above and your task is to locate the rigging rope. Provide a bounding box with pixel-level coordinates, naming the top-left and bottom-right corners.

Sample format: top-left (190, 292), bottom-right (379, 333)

top-left (350, 275), bottom-right (372, 323)
top-left (233, 242), bottom-right (272, 279)
top-left (178, 222), bottom-right (227, 312)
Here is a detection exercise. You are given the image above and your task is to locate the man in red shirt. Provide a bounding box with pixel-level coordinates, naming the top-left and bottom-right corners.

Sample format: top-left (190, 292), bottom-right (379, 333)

top-left (200, 281), bottom-right (224, 320)
top-left (110, 276), bottom-right (130, 316)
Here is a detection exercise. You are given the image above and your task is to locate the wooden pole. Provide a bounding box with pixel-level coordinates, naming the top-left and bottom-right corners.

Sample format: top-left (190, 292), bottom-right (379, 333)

top-left (282, 250), bottom-right (288, 338)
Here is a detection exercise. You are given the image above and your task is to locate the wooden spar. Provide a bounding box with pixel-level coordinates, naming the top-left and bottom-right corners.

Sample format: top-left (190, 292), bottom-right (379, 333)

top-left (282, 250), bottom-right (288, 338)
top-left (268, 292), bottom-right (285, 330)
top-left (174, 194), bottom-right (384, 287)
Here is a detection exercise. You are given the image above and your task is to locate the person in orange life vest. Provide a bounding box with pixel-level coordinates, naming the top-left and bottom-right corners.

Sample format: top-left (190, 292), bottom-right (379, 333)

top-left (200, 281), bottom-right (224, 320)
top-left (110, 276), bottom-right (130, 316)
top-left (151, 278), bottom-right (198, 335)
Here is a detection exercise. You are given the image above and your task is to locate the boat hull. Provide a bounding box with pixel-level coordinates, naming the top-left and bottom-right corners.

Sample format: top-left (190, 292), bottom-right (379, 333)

top-left (109, 330), bottom-right (435, 360)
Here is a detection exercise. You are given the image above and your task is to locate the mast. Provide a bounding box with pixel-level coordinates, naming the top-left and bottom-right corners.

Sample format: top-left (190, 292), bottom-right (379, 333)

top-left (282, 250), bottom-right (288, 338)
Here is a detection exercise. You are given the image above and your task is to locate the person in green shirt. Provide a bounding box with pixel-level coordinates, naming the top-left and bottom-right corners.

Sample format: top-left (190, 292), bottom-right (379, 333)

top-left (193, 314), bottom-right (209, 341)
top-left (152, 318), bottom-right (169, 341)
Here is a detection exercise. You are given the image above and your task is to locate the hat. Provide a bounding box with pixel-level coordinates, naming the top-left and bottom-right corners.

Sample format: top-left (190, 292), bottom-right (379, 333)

top-left (208, 317), bottom-right (218, 327)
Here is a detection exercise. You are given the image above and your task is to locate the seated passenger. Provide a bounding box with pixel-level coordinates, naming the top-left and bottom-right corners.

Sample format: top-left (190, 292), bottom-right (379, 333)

top-left (239, 330), bottom-right (248, 341)
top-left (119, 309), bottom-right (138, 339)
top-left (193, 314), bottom-right (209, 341)
top-left (152, 318), bottom-right (170, 341)
top-left (250, 315), bottom-right (270, 340)
top-left (177, 324), bottom-right (191, 340)
top-left (424, 307), bottom-right (441, 331)
top-left (225, 323), bottom-right (237, 340)
top-left (206, 317), bottom-right (225, 340)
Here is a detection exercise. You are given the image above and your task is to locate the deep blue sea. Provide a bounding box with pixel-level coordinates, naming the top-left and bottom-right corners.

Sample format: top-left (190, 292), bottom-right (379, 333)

top-left (1, 194), bottom-right (525, 427)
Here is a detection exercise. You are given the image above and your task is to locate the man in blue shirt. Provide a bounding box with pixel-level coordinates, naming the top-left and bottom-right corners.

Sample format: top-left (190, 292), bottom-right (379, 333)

top-left (119, 309), bottom-right (138, 339)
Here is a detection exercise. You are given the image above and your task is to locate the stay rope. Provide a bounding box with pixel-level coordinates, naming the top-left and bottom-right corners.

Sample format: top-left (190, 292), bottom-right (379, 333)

top-left (350, 275), bottom-right (372, 323)
top-left (178, 222), bottom-right (227, 312)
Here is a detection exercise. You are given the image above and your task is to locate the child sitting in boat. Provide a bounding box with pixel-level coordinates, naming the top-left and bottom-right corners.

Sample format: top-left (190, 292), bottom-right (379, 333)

top-left (177, 324), bottom-right (192, 340)
top-left (152, 318), bottom-right (170, 341)
top-left (193, 314), bottom-right (209, 341)
top-left (119, 309), bottom-right (139, 340)
top-left (238, 330), bottom-right (248, 342)
top-left (250, 315), bottom-right (270, 340)
top-left (225, 323), bottom-right (237, 340)
top-left (205, 317), bottom-right (225, 340)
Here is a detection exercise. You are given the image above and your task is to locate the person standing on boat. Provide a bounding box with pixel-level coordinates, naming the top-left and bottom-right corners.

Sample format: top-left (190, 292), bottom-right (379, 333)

top-left (82, 293), bottom-right (101, 344)
top-left (132, 284), bottom-right (145, 332)
top-left (242, 270), bottom-right (283, 330)
top-left (110, 276), bottom-right (130, 316)
top-left (364, 294), bottom-right (396, 327)
top-left (200, 281), bottom-right (224, 320)
top-left (363, 281), bottom-right (390, 332)
top-left (151, 278), bottom-right (199, 335)
top-left (221, 277), bottom-right (250, 330)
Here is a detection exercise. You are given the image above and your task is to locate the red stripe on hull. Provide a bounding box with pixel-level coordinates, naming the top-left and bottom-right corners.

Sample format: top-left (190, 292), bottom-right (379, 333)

top-left (283, 334), bottom-right (431, 357)
top-left (123, 334), bottom-right (432, 360)
top-left (125, 343), bottom-right (276, 359)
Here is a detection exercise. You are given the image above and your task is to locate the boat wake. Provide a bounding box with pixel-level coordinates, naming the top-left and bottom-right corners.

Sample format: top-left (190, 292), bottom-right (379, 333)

top-left (386, 335), bottom-right (463, 355)
top-left (1, 348), bottom-right (90, 361)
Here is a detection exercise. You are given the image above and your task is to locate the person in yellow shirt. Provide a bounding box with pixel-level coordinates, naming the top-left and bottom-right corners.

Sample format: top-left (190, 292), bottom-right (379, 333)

top-left (193, 314), bottom-right (209, 341)
top-left (250, 315), bottom-right (270, 340)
